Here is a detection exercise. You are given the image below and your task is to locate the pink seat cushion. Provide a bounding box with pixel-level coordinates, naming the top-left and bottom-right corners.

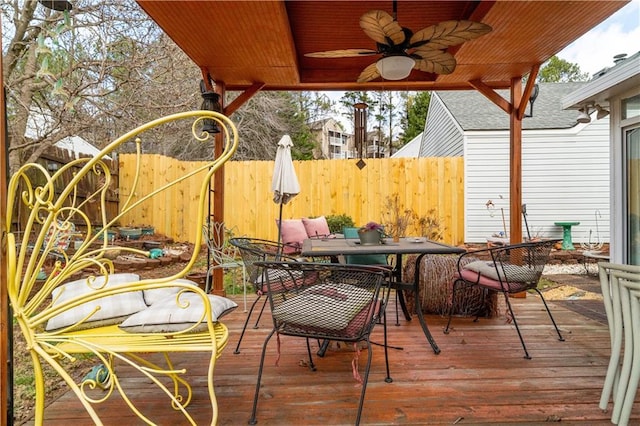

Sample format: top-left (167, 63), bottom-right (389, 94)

top-left (457, 269), bottom-right (529, 293)
top-left (277, 219), bottom-right (307, 253)
top-left (302, 216), bottom-right (331, 238)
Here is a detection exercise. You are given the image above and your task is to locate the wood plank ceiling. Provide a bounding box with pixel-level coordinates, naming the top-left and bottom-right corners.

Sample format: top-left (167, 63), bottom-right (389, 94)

top-left (136, 0), bottom-right (629, 91)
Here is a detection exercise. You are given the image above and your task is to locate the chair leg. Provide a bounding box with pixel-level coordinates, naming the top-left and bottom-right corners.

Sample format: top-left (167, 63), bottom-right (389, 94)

top-left (249, 329), bottom-right (276, 425)
top-left (444, 279), bottom-right (462, 334)
top-left (305, 338), bottom-right (317, 371)
top-left (355, 339), bottom-right (374, 426)
top-left (234, 294), bottom-right (262, 354)
top-left (473, 288), bottom-right (489, 322)
top-left (533, 288), bottom-right (565, 342)
top-left (253, 296), bottom-right (269, 329)
top-left (382, 304), bottom-right (392, 383)
top-left (501, 291), bottom-right (531, 359)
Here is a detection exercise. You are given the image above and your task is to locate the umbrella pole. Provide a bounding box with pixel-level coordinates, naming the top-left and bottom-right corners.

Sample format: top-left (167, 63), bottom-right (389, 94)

top-left (276, 202), bottom-right (284, 258)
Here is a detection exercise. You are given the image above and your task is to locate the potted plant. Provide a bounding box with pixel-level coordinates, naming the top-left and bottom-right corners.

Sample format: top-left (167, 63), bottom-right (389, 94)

top-left (358, 221), bottom-right (385, 245)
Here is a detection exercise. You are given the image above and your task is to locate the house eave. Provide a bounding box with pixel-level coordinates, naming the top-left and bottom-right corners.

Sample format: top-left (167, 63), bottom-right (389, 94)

top-left (562, 54), bottom-right (640, 109)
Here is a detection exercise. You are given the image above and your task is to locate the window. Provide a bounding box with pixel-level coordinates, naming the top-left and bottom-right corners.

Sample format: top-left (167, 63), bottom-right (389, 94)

top-left (626, 126), bottom-right (640, 264)
top-left (622, 94), bottom-right (640, 120)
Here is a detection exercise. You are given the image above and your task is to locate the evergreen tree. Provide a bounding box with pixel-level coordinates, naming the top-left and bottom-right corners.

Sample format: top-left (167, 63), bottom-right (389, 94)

top-left (400, 92), bottom-right (430, 145)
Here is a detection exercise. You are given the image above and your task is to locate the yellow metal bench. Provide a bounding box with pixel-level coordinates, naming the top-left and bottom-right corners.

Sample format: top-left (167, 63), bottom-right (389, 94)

top-left (4, 111), bottom-right (237, 425)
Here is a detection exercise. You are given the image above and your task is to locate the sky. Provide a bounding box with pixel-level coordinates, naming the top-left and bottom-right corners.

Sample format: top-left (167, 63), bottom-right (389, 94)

top-left (325, 0), bottom-right (640, 131)
top-left (556, 0), bottom-right (640, 77)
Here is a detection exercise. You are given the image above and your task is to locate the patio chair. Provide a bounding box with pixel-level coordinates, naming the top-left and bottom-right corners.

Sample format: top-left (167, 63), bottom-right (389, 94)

top-left (597, 263), bottom-right (640, 424)
top-left (248, 261), bottom-right (391, 426)
top-left (444, 239), bottom-right (564, 359)
top-left (203, 222), bottom-right (247, 308)
top-left (612, 272), bottom-right (640, 426)
top-left (228, 237), bottom-right (300, 354)
top-left (343, 226), bottom-right (407, 325)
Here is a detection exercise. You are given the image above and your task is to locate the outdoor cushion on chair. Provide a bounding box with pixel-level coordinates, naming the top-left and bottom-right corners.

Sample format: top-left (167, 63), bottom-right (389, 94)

top-left (272, 283), bottom-right (372, 331)
top-left (119, 293), bottom-right (237, 333)
top-left (462, 260), bottom-right (538, 284)
top-left (276, 219), bottom-right (307, 253)
top-left (302, 216), bottom-right (331, 238)
top-left (45, 273), bottom-right (146, 331)
top-left (142, 278), bottom-right (201, 305)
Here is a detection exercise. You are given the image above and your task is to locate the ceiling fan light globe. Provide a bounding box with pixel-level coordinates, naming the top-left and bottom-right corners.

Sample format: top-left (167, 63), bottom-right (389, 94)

top-left (376, 56), bottom-right (415, 80)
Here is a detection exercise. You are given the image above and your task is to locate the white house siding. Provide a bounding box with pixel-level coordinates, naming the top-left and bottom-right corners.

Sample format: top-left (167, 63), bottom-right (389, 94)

top-left (465, 118), bottom-right (610, 244)
top-left (419, 94), bottom-right (464, 157)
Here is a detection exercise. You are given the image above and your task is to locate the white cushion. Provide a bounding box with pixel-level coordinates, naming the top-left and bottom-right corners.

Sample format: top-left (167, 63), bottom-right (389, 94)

top-left (463, 260), bottom-right (538, 283)
top-left (142, 278), bottom-right (200, 306)
top-left (45, 273), bottom-right (146, 331)
top-left (119, 292), bottom-right (238, 333)
top-left (272, 283), bottom-right (372, 331)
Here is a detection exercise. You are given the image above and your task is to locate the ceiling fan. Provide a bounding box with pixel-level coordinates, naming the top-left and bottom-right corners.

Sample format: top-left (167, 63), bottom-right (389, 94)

top-left (305, 2), bottom-right (492, 82)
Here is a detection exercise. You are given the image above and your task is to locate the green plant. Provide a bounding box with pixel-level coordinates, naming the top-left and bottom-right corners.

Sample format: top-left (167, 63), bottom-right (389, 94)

top-left (325, 214), bottom-right (355, 234)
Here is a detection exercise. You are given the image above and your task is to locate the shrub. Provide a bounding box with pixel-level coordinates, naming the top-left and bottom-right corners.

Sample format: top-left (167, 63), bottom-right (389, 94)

top-left (325, 214), bottom-right (355, 234)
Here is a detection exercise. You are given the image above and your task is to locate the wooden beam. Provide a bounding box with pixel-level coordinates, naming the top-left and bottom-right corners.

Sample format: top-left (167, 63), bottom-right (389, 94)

top-left (470, 79), bottom-right (512, 114)
top-left (509, 77), bottom-right (523, 245)
top-left (224, 82), bottom-right (265, 116)
top-left (200, 67), bottom-right (214, 92)
top-left (517, 64), bottom-right (541, 120)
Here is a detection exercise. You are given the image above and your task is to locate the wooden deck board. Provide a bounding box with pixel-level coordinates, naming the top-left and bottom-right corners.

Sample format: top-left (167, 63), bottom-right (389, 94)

top-left (20, 293), bottom-right (639, 425)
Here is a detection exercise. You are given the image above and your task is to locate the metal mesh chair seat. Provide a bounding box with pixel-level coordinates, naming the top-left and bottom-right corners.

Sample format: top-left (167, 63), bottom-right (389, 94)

top-left (249, 261), bottom-right (391, 426)
top-left (445, 239), bottom-right (564, 359)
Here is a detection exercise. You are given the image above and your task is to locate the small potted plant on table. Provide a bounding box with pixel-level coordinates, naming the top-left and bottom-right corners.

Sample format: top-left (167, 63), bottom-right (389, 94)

top-left (358, 221), bottom-right (385, 245)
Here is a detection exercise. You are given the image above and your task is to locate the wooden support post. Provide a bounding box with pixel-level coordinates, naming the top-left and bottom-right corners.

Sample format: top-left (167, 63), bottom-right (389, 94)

top-left (211, 82), bottom-right (226, 296)
top-left (1, 19), bottom-right (11, 424)
top-left (509, 77), bottom-right (523, 246)
top-left (510, 77), bottom-right (525, 298)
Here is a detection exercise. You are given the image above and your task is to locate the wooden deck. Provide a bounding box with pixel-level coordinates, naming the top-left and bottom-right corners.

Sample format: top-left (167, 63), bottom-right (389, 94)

top-left (24, 292), bottom-right (639, 425)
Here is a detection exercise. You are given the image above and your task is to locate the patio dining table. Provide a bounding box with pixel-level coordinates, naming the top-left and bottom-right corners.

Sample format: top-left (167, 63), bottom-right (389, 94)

top-left (301, 237), bottom-right (464, 354)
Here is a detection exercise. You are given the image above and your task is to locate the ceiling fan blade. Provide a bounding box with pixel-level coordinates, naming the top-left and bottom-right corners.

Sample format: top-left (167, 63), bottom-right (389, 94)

top-left (305, 48), bottom-right (378, 58)
top-left (357, 62), bottom-right (381, 83)
top-left (360, 10), bottom-right (405, 46)
top-left (413, 49), bottom-right (457, 74)
top-left (410, 20), bottom-right (492, 50)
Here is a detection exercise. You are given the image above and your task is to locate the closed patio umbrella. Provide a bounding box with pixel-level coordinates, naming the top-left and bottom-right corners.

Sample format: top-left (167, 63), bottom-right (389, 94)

top-left (272, 135), bottom-right (300, 249)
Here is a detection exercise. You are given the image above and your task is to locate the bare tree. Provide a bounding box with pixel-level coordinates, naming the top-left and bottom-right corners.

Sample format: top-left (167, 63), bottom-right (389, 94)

top-left (2, 0), bottom-right (318, 169)
top-left (1, 0), bottom-right (192, 171)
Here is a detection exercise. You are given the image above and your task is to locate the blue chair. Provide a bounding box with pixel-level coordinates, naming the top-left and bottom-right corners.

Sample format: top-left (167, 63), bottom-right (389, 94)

top-left (343, 227), bottom-right (406, 324)
top-left (342, 227), bottom-right (388, 266)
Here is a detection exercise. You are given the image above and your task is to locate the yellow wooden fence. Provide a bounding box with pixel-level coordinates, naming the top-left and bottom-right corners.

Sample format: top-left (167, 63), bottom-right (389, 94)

top-left (119, 156), bottom-right (464, 245)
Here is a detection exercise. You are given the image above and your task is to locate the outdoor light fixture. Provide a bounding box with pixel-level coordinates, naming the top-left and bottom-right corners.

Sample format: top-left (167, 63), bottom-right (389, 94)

top-left (376, 56), bottom-right (415, 80)
top-left (576, 105), bottom-right (591, 123)
top-left (596, 104), bottom-right (610, 120)
top-left (38, 0), bottom-right (72, 11)
top-left (524, 83), bottom-right (539, 118)
top-left (199, 80), bottom-right (221, 134)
